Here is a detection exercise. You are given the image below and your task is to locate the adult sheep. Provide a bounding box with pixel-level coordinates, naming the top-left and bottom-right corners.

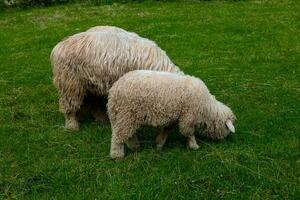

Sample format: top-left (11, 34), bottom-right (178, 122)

top-left (107, 70), bottom-right (236, 160)
top-left (50, 26), bottom-right (182, 131)
top-left (86, 25), bottom-right (139, 38)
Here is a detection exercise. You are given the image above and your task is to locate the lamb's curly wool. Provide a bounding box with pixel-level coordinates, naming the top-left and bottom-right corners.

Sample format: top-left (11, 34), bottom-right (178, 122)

top-left (107, 70), bottom-right (236, 159)
top-left (50, 26), bottom-right (182, 130)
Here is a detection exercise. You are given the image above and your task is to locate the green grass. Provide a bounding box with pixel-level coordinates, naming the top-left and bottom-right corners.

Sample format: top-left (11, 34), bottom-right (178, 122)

top-left (0, 1), bottom-right (299, 199)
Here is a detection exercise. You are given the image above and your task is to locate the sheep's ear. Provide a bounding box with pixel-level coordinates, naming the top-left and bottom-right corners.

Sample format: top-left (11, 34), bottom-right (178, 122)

top-left (226, 120), bottom-right (235, 133)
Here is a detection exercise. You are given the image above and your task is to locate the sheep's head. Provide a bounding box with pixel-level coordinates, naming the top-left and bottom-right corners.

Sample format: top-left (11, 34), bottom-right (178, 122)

top-left (198, 101), bottom-right (236, 140)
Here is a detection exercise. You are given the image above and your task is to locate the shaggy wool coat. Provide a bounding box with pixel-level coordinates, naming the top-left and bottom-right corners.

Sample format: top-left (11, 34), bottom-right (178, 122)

top-left (50, 26), bottom-right (182, 117)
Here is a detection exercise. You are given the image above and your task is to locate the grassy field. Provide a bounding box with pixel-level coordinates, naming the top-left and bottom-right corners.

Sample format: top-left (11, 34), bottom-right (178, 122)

top-left (0, 0), bottom-right (299, 199)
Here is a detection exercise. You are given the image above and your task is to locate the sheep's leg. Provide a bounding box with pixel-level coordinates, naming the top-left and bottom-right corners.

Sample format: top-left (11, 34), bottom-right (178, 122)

top-left (92, 109), bottom-right (109, 123)
top-left (156, 127), bottom-right (171, 150)
top-left (187, 135), bottom-right (199, 150)
top-left (125, 134), bottom-right (140, 150)
top-left (110, 123), bottom-right (138, 160)
top-left (60, 92), bottom-right (85, 131)
top-left (56, 71), bottom-right (85, 131)
top-left (179, 118), bottom-right (199, 150)
top-left (64, 112), bottom-right (80, 131)
top-left (90, 95), bottom-right (109, 124)
top-left (110, 135), bottom-right (124, 161)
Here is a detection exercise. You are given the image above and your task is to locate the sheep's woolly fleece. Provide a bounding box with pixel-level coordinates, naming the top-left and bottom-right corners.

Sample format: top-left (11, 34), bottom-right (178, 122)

top-left (50, 26), bottom-right (182, 130)
top-left (86, 26), bottom-right (140, 38)
top-left (108, 70), bottom-right (236, 147)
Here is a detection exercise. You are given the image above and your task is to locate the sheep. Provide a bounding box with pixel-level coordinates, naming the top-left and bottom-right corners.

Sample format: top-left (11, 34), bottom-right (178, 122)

top-left (107, 70), bottom-right (236, 160)
top-left (86, 25), bottom-right (140, 39)
top-left (82, 26), bottom-right (141, 124)
top-left (50, 27), bottom-right (182, 131)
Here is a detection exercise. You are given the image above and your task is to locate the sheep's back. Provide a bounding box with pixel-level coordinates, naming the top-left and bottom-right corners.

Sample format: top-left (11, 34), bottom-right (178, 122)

top-left (86, 26), bottom-right (140, 39)
top-left (51, 32), bottom-right (181, 95)
top-left (108, 71), bottom-right (191, 126)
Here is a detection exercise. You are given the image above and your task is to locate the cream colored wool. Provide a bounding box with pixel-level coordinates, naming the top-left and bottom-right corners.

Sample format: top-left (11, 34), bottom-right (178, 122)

top-left (86, 26), bottom-right (140, 39)
top-left (50, 26), bottom-right (182, 130)
top-left (107, 70), bottom-right (235, 159)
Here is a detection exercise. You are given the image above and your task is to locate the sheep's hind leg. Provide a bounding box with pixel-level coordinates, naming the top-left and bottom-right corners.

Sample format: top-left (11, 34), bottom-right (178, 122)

top-left (60, 93), bottom-right (84, 131)
top-left (126, 134), bottom-right (140, 151)
top-left (92, 110), bottom-right (109, 123)
top-left (179, 119), bottom-right (199, 150)
top-left (57, 73), bottom-right (85, 131)
top-left (64, 112), bottom-right (80, 131)
top-left (156, 127), bottom-right (171, 150)
top-left (89, 95), bottom-right (109, 124)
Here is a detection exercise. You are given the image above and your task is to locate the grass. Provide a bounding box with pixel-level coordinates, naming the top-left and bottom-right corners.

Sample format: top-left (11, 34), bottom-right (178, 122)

top-left (0, 0), bottom-right (299, 199)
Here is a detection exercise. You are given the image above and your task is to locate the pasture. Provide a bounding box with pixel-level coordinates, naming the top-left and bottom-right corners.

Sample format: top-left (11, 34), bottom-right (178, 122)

top-left (0, 0), bottom-right (299, 199)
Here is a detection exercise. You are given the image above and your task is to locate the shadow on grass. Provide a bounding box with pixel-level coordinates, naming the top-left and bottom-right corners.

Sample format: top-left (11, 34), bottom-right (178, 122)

top-left (124, 124), bottom-right (236, 157)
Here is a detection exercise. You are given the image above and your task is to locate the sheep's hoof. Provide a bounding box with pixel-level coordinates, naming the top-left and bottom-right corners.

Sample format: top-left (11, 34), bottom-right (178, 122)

top-left (93, 112), bottom-right (110, 124)
top-left (110, 150), bottom-right (124, 161)
top-left (188, 143), bottom-right (199, 150)
top-left (113, 157), bottom-right (124, 162)
top-left (110, 153), bottom-right (124, 162)
top-left (65, 120), bottom-right (80, 131)
top-left (126, 142), bottom-right (140, 151)
top-left (128, 144), bottom-right (140, 151)
top-left (156, 144), bottom-right (164, 151)
top-left (126, 136), bottom-right (140, 151)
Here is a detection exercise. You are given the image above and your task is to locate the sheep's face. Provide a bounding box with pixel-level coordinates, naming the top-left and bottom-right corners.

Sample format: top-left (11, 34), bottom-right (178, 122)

top-left (199, 101), bottom-right (236, 140)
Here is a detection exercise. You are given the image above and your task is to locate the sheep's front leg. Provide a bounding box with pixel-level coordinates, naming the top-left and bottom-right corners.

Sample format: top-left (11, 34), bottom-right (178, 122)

top-left (110, 135), bottom-right (125, 161)
top-left (187, 135), bottom-right (199, 150)
top-left (110, 123), bottom-right (138, 160)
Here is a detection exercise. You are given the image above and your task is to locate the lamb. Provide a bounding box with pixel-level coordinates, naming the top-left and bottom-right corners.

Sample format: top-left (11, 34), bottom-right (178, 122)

top-left (107, 70), bottom-right (236, 160)
top-left (50, 26), bottom-right (182, 131)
